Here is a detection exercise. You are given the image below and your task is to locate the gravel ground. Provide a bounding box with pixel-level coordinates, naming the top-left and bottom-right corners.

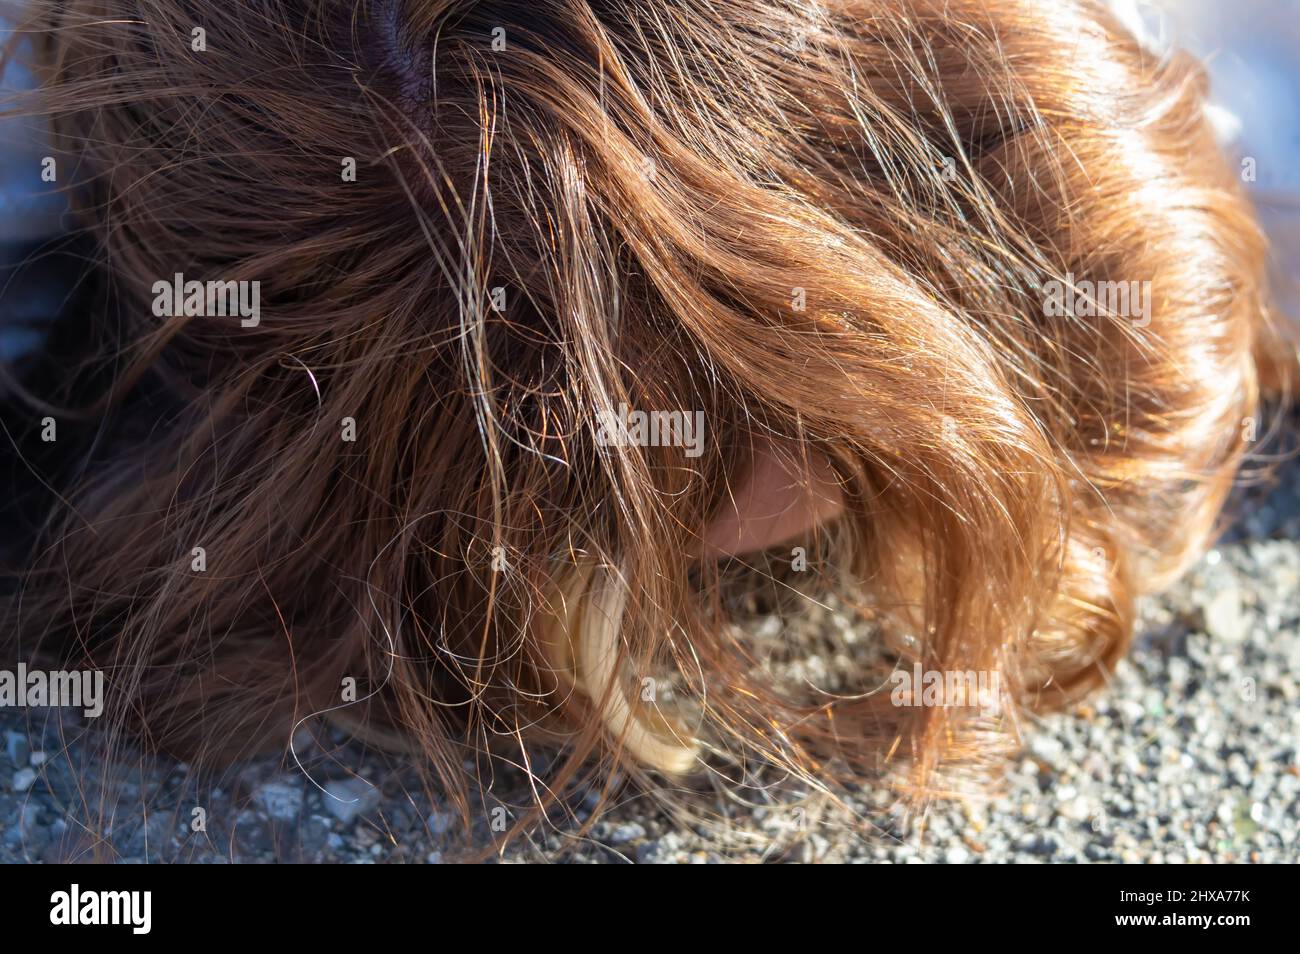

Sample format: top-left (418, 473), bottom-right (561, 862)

top-left (3, 422), bottom-right (1298, 864)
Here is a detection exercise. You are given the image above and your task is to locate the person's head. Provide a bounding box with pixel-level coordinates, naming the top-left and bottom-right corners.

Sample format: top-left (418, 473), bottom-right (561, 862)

top-left (0, 0), bottom-right (1278, 840)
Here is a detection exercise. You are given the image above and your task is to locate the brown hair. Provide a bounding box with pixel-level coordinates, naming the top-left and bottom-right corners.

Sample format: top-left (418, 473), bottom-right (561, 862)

top-left (0, 0), bottom-right (1283, 844)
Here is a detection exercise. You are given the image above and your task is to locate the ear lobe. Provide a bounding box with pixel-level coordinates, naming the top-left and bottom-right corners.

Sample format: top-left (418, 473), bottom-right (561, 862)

top-left (697, 436), bottom-right (844, 559)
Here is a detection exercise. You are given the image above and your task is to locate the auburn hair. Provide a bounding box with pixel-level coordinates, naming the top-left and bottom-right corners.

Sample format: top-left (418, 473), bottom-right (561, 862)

top-left (0, 0), bottom-right (1283, 846)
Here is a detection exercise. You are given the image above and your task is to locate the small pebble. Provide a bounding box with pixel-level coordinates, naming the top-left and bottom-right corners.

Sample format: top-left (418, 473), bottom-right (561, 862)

top-left (253, 780), bottom-right (303, 821)
top-left (322, 778), bottom-right (380, 826)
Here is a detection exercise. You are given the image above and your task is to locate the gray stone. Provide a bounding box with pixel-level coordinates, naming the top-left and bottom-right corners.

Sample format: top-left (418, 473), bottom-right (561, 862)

top-left (4, 731), bottom-right (29, 768)
top-left (608, 822), bottom-right (646, 844)
top-left (253, 779), bottom-right (303, 821)
top-left (11, 767), bottom-right (36, 793)
top-left (321, 778), bottom-right (379, 825)
top-left (1204, 588), bottom-right (1250, 643)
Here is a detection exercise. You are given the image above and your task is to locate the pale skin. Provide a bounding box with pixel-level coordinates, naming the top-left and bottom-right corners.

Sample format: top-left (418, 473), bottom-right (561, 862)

top-left (699, 436), bottom-right (844, 559)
